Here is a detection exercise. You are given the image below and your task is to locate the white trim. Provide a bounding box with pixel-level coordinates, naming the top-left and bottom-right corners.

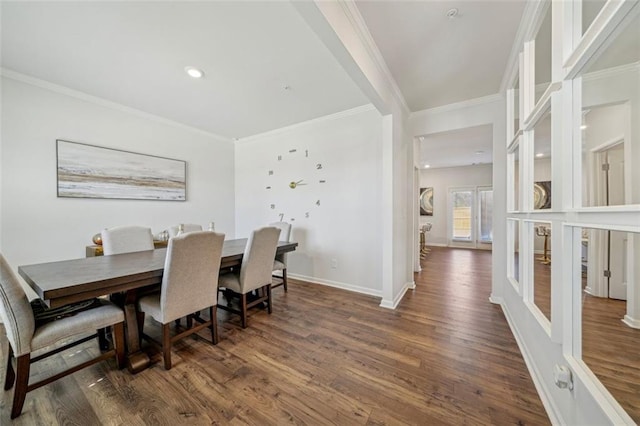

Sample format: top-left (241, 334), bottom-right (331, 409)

top-left (339, 1), bottom-right (410, 116)
top-left (522, 82), bottom-right (560, 131)
top-left (500, 301), bottom-right (561, 425)
top-left (563, 1), bottom-right (639, 80)
top-left (410, 93), bottom-right (503, 119)
top-left (237, 104), bottom-right (376, 143)
top-left (379, 281), bottom-right (412, 309)
top-left (288, 273), bottom-right (382, 298)
top-left (0, 68), bottom-right (231, 142)
top-left (426, 243), bottom-right (447, 248)
top-left (622, 315), bottom-right (640, 329)
top-left (489, 295), bottom-right (503, 304)
top-left (583, 61), bottom-right (640, 83)
top-left (499, 0), bottom-right (539, 93)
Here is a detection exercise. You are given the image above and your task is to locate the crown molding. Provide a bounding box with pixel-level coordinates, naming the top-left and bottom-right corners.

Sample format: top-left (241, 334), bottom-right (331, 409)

top-left (236, 103), bottom-right (376, 144)
top-left (499, 0), bottom-right (541, 94)
top-left (338, 1), bottom-right (411, 116)
top-left (582, 61), bottom-right (640, 82)
top-left (1, 68), bottom-right (232, 142)
top-left (409, 93), bottom-right (503, 118)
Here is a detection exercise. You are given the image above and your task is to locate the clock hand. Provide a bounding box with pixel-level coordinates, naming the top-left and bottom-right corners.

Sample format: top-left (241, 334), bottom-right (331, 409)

top-left (289, 180), bottom-right (307, 189)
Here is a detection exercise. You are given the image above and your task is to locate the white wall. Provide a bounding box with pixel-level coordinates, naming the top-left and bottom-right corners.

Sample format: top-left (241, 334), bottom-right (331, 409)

top-left (419, 164), bottom-right (493, 246)
top-left (1, 75), bottom-right (235, 270)
top-left (235, 106), bottom-right (383, 296)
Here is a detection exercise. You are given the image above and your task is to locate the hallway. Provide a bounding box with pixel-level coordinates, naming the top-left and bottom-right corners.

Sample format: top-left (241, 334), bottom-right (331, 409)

top-left (410, 246), bottom-right (548, 424)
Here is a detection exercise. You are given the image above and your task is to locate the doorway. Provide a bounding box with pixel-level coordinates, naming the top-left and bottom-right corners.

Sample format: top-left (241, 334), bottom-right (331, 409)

top-left (448, 186), bottom-right (493, 249)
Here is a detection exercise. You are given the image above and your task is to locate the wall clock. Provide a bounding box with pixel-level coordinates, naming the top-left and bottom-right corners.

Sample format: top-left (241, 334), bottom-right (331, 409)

top-left (265, 148), bottom-right (326, 222)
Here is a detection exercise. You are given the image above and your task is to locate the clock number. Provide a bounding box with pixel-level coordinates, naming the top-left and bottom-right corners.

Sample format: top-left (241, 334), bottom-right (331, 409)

top-left (316, 200), bottom-right (321, 206)
top-left (319, 180), bottom-right (326, 184)
top-left (270, 204), bottom-right (275, 209)
top-left (277, 155), bottom-right (282, 161)
top-left (305, 150), bottom-right (309, 158)
top-left (266, 186), bottom-right (271, 189)
top-left (279, 213), bottom-right (284, 221)
top-left (268, 170), bottom-right (273, 176)
top-left (316, 163), bottom-right (322, 170)
top-left (305, 212), bottom-right (310, 218)
top-left (289, 149), bottom-right (297, 153)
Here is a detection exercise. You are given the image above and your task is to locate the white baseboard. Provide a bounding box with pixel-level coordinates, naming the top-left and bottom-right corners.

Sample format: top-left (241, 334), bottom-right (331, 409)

top-left (500, 302), bottom-right (562, 425)
top-left (622, 315), bottom-right (640, 329)
top-left (379, 281), bottom-right (413, 309)
top-left (489, 294), bottom-right (503, 304)
top-left (288, 273), bottom-right (382, 298)
top-left (426, 243), bottom-right (448, 247)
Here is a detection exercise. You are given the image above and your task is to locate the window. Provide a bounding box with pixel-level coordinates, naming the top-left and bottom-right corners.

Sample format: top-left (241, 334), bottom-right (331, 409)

top-left (451, 190), bottom-right (472, 241)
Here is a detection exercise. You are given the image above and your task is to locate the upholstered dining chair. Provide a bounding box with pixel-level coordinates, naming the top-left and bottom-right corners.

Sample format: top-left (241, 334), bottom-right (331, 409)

top-left (137, 231), bottom-right (225, 370)
top-left (269, 221), bottom-right (291, 292)
top-left (218, 227), bottom-right (280, 328)
top-left (167, 223), bottom-right (202, 238)
top-left (101, 225), bottom-right (154, 256)
top-left (0, 254), bottom-right (125, 419)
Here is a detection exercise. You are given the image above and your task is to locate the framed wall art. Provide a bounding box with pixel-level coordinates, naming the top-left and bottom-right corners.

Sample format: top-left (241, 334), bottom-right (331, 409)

top-left (420, 187), bottom-right (433, 216)
top-left (56, 140), bottom-right (186, 201)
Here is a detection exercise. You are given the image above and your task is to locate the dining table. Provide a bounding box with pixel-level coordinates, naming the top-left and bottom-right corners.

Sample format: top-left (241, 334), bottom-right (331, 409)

top-left (18, 238), bottom-right (298, 373)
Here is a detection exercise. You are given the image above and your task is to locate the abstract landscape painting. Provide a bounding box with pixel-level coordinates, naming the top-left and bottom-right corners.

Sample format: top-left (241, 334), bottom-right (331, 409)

top-left (57, 140), bottom-right (186, 201)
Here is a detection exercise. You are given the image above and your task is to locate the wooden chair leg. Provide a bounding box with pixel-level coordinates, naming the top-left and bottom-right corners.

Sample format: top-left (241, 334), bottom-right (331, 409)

top-left (266, 285), bottom-right (272, 314)
top-left (4, 344), bottom-right (15, 391)
top-left (113, 322), bottom-right (126, 369)
top-left (282, 268), bottom-right (288, 292)
top-left (240, 293), bottom-right (248, 329)
top-left (162, 323), bottom-right (172, 370)
top-left (210, 306), bottom-right (218, 345)
top-left (11, 354), bottom-right (30, 419)
top-left (186, 314), bottom-right (193, 330)
top-left (97, 328), bottom-right (109, 351)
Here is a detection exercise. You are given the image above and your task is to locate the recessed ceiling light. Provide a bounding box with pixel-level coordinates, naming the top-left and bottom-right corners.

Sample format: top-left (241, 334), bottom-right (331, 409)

top-left (185, 66), bottom-right (204, 79)
top-left (424, 164), bottom-right (431, 169)
top-left (536, 152), bottom-right (544, 157)
top-left (475, 150), bottom-right (484, 155)
top-left (580, 124), bottom-right (587, 130)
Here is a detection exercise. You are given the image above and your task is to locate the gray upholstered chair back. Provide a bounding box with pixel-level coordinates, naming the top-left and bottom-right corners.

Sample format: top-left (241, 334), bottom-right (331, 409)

top-left (269, 222), bottom-right (291, 242)
top-left (101, 225), bottom-right (154, 255)
top-left (0, 254), bottom-right (35, 356)
top-left (160, 231), bottom-right (224, 323)
top-left (269, 221), bottom-right (291, 265)
top-left (167, 223), bottom-right (203, 238)
top-left (239, 227), bottom-right (280, 293)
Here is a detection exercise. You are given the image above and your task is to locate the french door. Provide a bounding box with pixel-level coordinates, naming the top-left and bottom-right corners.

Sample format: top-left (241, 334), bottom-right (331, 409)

top-left (448, 186), bottom-right (493, 248)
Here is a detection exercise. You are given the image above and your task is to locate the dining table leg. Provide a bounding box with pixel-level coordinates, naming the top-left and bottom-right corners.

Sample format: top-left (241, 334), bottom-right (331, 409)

top-left (123, 290), bottom-right (150, 373)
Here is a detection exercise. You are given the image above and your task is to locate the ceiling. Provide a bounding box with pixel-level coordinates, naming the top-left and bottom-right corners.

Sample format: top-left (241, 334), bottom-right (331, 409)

top-left (418, 124), bottom-right (493, 169)
top-left (1, 1), bottom-right (538, 169)
top-left (1, 1), bottom-right (369, 139)
top-left (356, 0), bottom-right (527, 112)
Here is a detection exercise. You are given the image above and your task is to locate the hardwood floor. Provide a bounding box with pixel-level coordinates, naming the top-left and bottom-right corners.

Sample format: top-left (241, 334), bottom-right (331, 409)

top-left (1, 247), bottom-right (549, 425)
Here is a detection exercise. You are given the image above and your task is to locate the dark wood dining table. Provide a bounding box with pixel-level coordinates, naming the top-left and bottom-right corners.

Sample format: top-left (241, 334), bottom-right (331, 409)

top-left (18, 238), bottom-right (298, 373)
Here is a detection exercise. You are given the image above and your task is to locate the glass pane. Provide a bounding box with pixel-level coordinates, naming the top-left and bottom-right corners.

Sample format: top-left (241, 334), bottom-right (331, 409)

top-left (509, 220), bottom-right (520, 284)
top-left (509, 144), bottom-right (520, 211)
top-left (534, 5), bottom-right (552, 104)
top-left (582, 0), bottom-right (607, 36)
top-left (452, 191), bottom-right (472, 240)
top-left (533, 222), bottom-right (552, 322)
top-left (580, 227), bottom-right (640, 423)
top-left (514, 77), bottom-right (520, 134)
top-left (533, 111), bottom-right (552, 210)
top-left (479, 189), bottom-right (493, 243)
top-left (581, 12), bottom-right (639, 208)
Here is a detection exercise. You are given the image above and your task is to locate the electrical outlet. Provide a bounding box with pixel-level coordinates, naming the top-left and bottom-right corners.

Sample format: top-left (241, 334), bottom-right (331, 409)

top-left (331, 258), bottom-right (338, 269)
